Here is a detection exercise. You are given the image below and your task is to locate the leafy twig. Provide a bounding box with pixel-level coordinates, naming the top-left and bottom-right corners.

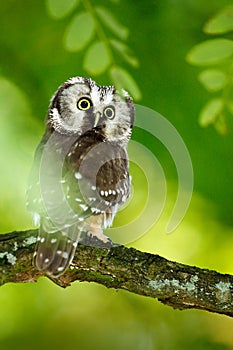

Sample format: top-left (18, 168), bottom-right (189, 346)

top-left (46, 0), bottom-right (141, 99)
top-left (186, 5), bottom-right (233, 134)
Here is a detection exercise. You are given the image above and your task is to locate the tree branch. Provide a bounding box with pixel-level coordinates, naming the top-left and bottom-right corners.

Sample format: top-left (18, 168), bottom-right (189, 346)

top-left (0, 229), bottom-right (232, 317)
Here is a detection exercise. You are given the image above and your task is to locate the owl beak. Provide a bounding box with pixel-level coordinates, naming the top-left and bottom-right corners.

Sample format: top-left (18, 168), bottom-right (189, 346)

top-left (93, 111), bottom-right (101, 128)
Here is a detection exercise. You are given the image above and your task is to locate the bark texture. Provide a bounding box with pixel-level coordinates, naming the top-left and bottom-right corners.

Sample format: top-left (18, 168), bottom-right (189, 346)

top-left (0, 229), bottom-right (232, 317)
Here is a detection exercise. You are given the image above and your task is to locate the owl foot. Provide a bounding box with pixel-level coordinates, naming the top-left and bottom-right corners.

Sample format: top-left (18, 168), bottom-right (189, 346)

top-left (80, 231), bottom-right (114, 248)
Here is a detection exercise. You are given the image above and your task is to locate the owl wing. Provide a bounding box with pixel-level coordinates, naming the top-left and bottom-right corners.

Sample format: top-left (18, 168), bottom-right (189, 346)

top-left (26, 134), bottom-right (47, 223)
top-left (27, 132), bottom-right (92, 277)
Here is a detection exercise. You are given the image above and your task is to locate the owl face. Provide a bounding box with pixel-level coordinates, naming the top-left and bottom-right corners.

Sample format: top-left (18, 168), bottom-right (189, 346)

top-left (48, 77), bottom-right (134, 144)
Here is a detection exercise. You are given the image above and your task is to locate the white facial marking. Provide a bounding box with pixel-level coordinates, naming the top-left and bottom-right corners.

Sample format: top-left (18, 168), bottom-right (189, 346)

top-left (67, 77), bottom-right (85, 85)
top-left (90, 84), bottom-right (100, 104)
top-left (122, 195), bottom-right (127, 202)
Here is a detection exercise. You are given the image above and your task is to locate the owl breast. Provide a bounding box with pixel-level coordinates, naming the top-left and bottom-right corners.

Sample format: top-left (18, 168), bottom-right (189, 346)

top-left (64, 128), bottom-right (130, 227)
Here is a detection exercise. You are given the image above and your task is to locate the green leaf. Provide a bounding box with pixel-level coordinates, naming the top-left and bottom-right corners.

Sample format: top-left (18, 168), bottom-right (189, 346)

top-left (214, 114), bottom-right (228, 135)
top-left (227, 101), bottom-right (233, 114)
top-left (198, 69), bottom-right (227, 92)
top-left (110, 39), bottom-right (139, 67)
top-left (204, 5), bottom-right (233, 34)
top-left (64, 12), bottom-right (95, 52)
top-left (46, 0), bottom-right (79, 19)
top-left (95, 6), bottom-right (129, 40)
top-left (186, 39), bottom-right (233, 66)
top-left (84, 41), bottom-right (111, 75)
top-left (199, 98), bottom-right (223, 127)
top-left (110, 66), bottom-right (142, 100)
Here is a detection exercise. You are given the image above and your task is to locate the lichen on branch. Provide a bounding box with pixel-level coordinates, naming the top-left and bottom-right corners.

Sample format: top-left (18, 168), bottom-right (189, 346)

top-left (0, 229), bottom-right (232, 318)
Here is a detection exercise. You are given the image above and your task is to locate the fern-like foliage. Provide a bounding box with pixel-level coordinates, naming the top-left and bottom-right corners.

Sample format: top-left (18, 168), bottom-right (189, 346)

top-left (46, 0), bottom-right (141, 100)
top-left (186, 5), bottom-right (233, 134)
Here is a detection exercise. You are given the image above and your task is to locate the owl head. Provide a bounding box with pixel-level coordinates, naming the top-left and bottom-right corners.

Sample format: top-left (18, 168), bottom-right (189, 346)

top-left (47, 77), bottom-right (134, 144)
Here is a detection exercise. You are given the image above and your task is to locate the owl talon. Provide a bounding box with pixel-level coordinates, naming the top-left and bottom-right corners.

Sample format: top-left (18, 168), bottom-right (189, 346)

top-left (80, 231), bottom-right (114, 248)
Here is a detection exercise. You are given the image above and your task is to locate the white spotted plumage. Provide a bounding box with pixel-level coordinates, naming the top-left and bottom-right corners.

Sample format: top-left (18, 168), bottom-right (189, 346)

top-left (26, 76), bottom-right (134, 277)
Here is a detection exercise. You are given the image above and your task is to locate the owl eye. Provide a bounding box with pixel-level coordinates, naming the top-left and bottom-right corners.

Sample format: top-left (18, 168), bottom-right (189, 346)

top-left (77, 97), bottom-right (92, 111)
top-left (104, 106), bottom-right (115, 119)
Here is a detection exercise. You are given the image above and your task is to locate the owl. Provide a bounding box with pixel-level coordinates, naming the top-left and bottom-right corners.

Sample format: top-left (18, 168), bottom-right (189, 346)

top-left (27, 76), bottom-right (134, 277)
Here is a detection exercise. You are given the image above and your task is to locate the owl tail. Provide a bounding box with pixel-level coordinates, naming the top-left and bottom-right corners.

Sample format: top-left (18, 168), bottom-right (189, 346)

top-left (34, 224), bottom-right (80, 278)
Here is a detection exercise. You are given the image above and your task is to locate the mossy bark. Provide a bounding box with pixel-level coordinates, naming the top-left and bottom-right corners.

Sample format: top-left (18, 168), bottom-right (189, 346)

top-left (0, 229), bottom-right (232, 317)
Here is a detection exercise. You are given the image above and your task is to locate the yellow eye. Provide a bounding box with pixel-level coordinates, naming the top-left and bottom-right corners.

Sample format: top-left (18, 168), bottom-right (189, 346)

top-left (77, 97), bottom-right (92, 111)
top-left (104, 106), bottom-right (115, 119)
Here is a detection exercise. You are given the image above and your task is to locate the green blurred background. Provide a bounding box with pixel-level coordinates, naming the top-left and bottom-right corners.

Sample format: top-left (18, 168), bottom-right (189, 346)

top-left (0, 0), bottom-right (233, 349)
